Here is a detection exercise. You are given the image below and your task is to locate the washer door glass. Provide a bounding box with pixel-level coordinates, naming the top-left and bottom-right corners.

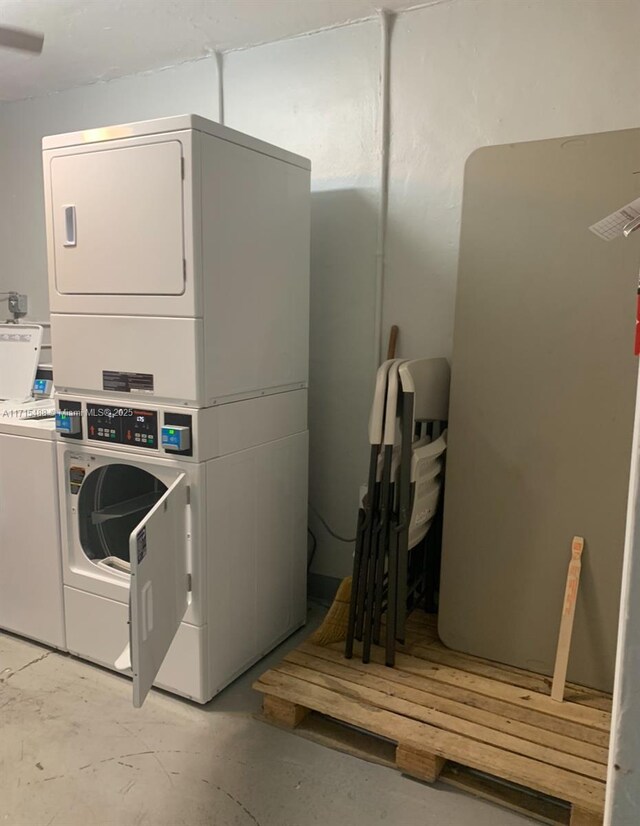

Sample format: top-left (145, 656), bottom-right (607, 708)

top-left (78, 464), bottom-right (167, 571)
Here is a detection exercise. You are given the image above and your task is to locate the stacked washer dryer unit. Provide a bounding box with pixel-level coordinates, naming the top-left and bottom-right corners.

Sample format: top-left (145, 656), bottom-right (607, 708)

top-left (43, 115), bottom-right (311, 707)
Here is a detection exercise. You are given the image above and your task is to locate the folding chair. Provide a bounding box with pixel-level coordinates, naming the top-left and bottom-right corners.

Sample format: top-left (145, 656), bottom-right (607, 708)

top-left (362, 359), bottom-right (404, 663)
top-left (347, 357), bottom-right (450, 667)
top-left (345, 359), bottom-right (400, 658)
top-left (390, 359), bottom-right (450, 656)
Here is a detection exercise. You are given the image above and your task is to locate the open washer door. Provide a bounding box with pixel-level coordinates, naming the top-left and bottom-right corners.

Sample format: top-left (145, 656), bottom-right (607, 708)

top-left (125, 472), bottom-right (189, 707)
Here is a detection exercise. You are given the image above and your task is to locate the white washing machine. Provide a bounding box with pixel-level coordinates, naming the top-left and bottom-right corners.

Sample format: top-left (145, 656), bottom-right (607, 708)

top-left (42, 115), bottom-right (311, 407)
top-left (0, 415), bottom-right (64, 650)
top-left (56, 390), bottom-right (308, 707)
top-left (0, 324), bottom-right (64, 649)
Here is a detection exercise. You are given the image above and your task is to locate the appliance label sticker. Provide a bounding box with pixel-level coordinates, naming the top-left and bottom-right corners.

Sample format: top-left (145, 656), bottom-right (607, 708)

top-left (69, 466), bottom-right (85, 495)
top-left (103, 371), bottom-right (155, 394)
top-left (137, 527), bottom-right (147, 565)
top-left (589, 197), bottom-right (640, 240)
top-left (0, 332), bottom-right (32, 343)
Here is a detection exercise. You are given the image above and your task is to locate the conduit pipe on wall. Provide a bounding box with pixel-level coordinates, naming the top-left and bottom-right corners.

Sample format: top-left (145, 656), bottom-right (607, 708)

top-left (374, 9), bottom-right (393, 370)
top-left (216, 50), bottom-right (225, 124)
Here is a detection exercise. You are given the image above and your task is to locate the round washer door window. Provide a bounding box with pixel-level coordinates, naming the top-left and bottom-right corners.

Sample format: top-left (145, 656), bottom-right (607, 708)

top-left (78, 464), bottom-right (167, 568)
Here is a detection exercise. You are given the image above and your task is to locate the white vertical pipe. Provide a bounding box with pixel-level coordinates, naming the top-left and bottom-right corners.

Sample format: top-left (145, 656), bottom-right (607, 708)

top-left (374, 9), bottom-right (393, 371)
top-left (216, 50), bottom-right (225, 124)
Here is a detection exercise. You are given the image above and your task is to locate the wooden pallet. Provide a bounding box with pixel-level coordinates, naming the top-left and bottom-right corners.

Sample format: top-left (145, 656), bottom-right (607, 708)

top-left (254, 613), bottom-right (610, 826)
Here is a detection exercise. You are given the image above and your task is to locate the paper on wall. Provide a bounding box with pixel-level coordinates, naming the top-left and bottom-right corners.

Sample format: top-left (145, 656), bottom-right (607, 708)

top-left (589, 197), bottom-right (640, 241)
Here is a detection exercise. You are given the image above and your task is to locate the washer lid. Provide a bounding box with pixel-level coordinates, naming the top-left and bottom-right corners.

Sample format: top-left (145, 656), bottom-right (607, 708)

top-left (0, 324), bottom-right (43, 402)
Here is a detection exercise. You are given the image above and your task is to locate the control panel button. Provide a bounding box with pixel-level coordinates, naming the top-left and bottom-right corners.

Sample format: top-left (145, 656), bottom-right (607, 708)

top-left (161, 425), bottom-right (191, 452)
top-left (33, 378), bottom-right (53, 397)
top-left (55, 411), bottom-right (81, 435)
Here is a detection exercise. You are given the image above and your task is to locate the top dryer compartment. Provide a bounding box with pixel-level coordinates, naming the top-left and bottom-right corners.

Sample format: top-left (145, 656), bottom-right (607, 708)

top-left (43, 115), bottom-right (310, 318)
top-left (43, 116), bottom-right (310, 406)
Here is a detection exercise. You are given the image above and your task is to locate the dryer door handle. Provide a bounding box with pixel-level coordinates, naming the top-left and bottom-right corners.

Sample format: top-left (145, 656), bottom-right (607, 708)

top-left (63, 205), bottom-right (76, 247)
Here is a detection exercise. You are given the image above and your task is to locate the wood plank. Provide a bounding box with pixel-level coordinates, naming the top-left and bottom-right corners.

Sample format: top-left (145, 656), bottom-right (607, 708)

top-left (259, 707), bottom-right (570, 826)
top-left (400, 616), bottom-right (439, 644)
top-left (396, 744), bottom-right (445, 782)
top-left (442, 766), bottom-right (570, 826)
top-left (412, 642), bottom-right (613, 713)
top-left (259, 707), bottom-right (570, 825)
top-left (269, 660), bottom-right (606, 781)
top-left (404, 611), bottom-right (439, 634)
top-left (399, 612), bottom-right (611, 712)
top-left (338, 643), bottom-right (610, 733)
top-left (273, 711), bottom-right (397, 767)
top-left (570, 806), bottom-right (603, 825)
top-left (253, 672), bottom-right (606, 812)
top-left (310, 644), bottom-right (609, 749)
top-left (552, 538), bottom-right (585, 703)
top-left (285, 649), bottom-right (608, 767)
top-left (263, 694), bottom-right (308, 728)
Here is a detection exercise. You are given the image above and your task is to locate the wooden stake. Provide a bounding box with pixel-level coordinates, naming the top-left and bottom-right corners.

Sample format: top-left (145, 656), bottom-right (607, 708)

top-left (387, 325), bottom-right (399, 360)
top-left (551, 536), bottom-right (585, 702)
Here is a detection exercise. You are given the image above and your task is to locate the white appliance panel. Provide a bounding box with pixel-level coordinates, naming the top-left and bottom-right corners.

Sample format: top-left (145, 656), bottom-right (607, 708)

top-left (54, 388), bottom-right (308, 464)
top-left (129, 473), bottom-right (189, 707)
top-left (206, 431), bottom-right (307, 693)
top-left (51, 314), bottom-right (204, 404)
top-left (50, 141), bottom-right (185, 297)
top-left (0, 324), bottom-right (43, 402)
top-left (201, 134), bottom-right (310, 400)
top-left (42, 115), bottom-right (310, 170)
top-left (0, 431), bottom-right (65, 649)
top-left (64, 586), bottom-right (207, 702)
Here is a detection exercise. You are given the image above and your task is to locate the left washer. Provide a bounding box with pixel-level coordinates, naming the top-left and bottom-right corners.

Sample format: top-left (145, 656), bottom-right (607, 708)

top-left (0, 415), bottom-right (65, 650)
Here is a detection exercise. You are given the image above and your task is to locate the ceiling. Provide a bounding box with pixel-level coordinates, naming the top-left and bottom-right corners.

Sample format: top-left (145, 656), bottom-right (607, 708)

top-left (0, 0), bottom-right (424, 102)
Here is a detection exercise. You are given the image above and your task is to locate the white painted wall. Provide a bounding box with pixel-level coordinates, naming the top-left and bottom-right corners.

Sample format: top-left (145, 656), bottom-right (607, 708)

top-left (224, 22), bottom-right (381, 580)
top-left (385, 0), bottom-right (640, 360)
top-left (0, 58), bottom-right (219, 321)
top-left (225, 0), bottom-right (640, 580)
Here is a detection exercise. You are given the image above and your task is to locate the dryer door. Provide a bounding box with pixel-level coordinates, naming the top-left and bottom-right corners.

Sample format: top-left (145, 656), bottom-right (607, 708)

top-left (128, 472), bottom-right (189, 707)
top-left (49, 140), bottom-right (185, 297)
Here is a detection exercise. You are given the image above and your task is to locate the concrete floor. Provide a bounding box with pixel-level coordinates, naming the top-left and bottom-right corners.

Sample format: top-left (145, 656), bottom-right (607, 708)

top-left (0, 605), bottom-right (537, 826)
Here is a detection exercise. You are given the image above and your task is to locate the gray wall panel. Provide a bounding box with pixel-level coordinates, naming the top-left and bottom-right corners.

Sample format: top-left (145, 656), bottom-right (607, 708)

top-left (440, 129), bottom-right (640, 691)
